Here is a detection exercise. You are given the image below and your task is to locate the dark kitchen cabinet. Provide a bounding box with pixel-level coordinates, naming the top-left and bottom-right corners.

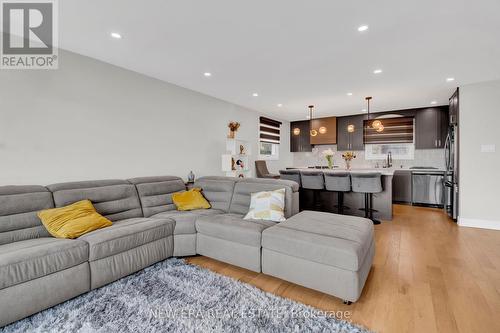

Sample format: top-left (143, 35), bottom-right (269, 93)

top-left (337, 115), bottom-right (365, 150)
top-left (310, 117), bottom-right (337, 145)
top-left (415, 106), bottom-right (449, 149)
top-left (393, 170), bottom-right (412, 203)
top-left (290, 120), bottom-right (312, 152)
top-left (449, 88), bottom-right (459, 125)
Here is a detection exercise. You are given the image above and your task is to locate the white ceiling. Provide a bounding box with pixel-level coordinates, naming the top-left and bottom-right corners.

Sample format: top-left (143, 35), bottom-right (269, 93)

top-left (58, 0), bottom-right (500, 121)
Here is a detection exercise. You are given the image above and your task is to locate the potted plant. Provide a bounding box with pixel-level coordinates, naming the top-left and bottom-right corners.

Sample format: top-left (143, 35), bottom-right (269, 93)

top-left (227, 121), bottom-right (240, 139)
top-left (342, 151), bottom-right (356, 170)
top-left (322, 148), bottom-right (335, 169)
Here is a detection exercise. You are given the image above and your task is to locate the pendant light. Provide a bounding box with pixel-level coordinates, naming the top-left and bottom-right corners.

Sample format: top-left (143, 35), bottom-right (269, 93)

top-left (365, 96), bottom-right (383, 132)
top-left (308, 105), bottom-right (318, 137)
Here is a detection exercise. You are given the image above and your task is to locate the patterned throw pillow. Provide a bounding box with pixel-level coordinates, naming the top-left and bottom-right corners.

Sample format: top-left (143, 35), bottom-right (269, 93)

top-left (244, 188), bottom-right (286, 222)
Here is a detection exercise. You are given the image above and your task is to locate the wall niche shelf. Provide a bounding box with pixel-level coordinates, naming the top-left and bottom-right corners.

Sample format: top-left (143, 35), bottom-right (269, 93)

top-left (221, 138), bottom-right (251, 178)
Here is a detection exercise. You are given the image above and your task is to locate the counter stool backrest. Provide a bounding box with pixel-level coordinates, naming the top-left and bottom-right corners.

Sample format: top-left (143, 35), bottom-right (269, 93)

top-left (324, 172), bottom-right (351, 192)
top-left (279, 170), bottom-right (301, 187)
top-left (350, 173), bottom-right (382, 193)
top-left (300, 170), bottom-right (324, 190)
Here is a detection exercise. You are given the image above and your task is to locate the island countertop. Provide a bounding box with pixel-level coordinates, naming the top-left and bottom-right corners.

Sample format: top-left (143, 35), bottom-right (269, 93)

top-left (288, 167), bottom-right (395, 176)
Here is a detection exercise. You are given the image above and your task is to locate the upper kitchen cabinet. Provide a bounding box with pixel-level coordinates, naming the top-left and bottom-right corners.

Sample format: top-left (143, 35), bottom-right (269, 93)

top-left (310, 116), bottom-right (337, 145)
top-left (415, 106), bottom-right (449, 149)
top-left (290, 120), bottom-right (312, 152)
top-left (449, 88), bottom-right (459, 125)
top-left (337, 114), bottom-right (365, 150)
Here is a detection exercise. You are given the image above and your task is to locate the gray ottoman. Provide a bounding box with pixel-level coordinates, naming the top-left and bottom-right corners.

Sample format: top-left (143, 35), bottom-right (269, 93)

top-left (261, 210), bottom-right (374, 303)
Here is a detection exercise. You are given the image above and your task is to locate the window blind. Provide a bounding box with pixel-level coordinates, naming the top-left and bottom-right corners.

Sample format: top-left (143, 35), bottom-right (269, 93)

top-left (259, 117), bottom-right (282, 144)
top-left (363, 116), bottom-right (414, 144)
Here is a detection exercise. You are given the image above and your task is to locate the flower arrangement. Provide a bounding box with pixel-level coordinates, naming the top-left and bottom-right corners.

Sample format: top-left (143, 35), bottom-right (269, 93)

top-left (322, 148), bottom-right (335, 169)
top-left (227, 121), bottom-right (240, 138)
top-left (342, 151), bottom-right (356, 170)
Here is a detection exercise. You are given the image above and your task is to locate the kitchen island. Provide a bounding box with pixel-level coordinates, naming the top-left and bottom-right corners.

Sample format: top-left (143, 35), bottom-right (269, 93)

top-left (289, 168), bottom-right (394, 221)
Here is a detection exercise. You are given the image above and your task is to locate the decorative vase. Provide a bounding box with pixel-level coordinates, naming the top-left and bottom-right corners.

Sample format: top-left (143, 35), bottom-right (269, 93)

top-left (228, 130), bottom-right (235, 139)
top-left (187, 171), bottom-right (195, 183)
top-left (345, 160), bottom-right (351, 170)
top-left (327, 157), bottom-right (333, 169)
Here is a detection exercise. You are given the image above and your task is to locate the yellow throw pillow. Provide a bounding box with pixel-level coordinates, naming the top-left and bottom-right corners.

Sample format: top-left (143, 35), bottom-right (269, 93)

top-left (172, 188), bottom-right (211, 211)
top-left (38, 200), bottom-right (112, 239)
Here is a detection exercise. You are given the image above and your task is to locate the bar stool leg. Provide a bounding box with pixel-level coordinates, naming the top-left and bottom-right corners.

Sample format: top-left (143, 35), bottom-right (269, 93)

top-left (338, 192), bottom-right (344, 215)
top-left (364, 193), bottom-right (369, 218)
top-left (312, 190), bottom-right (322, 211)
top-left (369, 193), bottom-right (381, 225)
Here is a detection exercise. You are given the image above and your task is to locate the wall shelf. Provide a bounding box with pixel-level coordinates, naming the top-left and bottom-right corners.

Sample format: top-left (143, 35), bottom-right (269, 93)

top-left (222, 138), bottom-right (251, 178)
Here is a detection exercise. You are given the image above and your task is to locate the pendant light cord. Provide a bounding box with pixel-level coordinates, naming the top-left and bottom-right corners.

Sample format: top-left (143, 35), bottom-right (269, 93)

top-left (365, 97), bottom-right (372, 120)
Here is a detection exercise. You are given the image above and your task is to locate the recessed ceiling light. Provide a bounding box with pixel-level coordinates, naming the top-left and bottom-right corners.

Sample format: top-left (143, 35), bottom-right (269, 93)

top-left (110, 32), bottom-right (122, 39)
top-left (277, 103), bottom-right (283, 107)
top-left (252, 93), bottom-right (259, 97)
top-left (347, 92), bottom-right (353, 96)
top-left (358, 25), bottom-right (369, 32)
top-left (203, 72), bottom-right (212, 77)
top-left (430, 101), bottom-right (437, 105)
top-left (373, 69), bottom-right (383, 74)
top-left (446, 77), bottom-right (455, 82)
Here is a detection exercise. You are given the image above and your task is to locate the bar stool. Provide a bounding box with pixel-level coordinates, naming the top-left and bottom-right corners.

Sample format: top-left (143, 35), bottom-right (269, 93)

top-left (351, 172), bottom-right (382, 225)
top-left (279, 170), bottom-right (301, 187)
top-left (300, 170), bottom-right (324, 211)
top-left (324, 171), bottom-right (351, 214)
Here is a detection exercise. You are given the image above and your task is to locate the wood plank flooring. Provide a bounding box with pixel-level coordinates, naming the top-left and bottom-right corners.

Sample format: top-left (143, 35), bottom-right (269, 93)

top-left (187, 205), bottom-right (500, 333)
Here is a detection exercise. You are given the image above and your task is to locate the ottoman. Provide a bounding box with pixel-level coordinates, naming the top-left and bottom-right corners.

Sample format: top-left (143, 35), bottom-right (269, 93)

top-left (261, 210), bottom-right (375, 303)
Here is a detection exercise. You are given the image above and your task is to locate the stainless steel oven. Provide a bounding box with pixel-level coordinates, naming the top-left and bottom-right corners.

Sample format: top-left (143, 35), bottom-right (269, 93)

top-left (411, 171), bottom-right (445, 207)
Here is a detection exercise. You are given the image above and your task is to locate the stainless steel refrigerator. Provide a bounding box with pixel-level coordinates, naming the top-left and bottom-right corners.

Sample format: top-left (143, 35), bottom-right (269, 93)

top-left (444, 89), bottom-right (459, 220)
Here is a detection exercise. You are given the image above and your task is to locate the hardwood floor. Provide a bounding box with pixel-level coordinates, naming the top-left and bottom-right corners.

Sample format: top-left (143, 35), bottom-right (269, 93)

top-left (187, 205), bottom-right (500, 333)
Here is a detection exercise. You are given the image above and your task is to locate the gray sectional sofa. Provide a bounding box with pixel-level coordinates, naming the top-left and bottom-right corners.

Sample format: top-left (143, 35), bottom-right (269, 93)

top-left (0, 175), bottom-right (374, 327)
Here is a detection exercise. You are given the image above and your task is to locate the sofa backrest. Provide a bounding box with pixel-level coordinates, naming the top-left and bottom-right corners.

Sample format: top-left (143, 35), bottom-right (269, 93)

top-left (47, 179), bottom-right (142, 222)
top-left (193, 177), bottom-right (237, 212)
top-left (0, 185), bottom-right (54, 245)
top-left (128, 176), bottom-right (186, 218)
top-left (229, 178), bottom-right (300, 218)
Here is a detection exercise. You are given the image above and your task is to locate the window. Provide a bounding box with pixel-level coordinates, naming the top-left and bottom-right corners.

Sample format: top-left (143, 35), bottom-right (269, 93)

top-left (259, 116), bottom-right (281, 160)
top-left (365, 143), bottom-right (415, 160)
top-left (259, 141), bottom-right (280, 160)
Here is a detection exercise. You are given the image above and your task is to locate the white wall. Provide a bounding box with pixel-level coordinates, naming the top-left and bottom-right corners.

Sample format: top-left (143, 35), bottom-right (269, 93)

top-left (0, 50), bottom-right (292, 185)
top-left (459, 79), bottom-right (500, 230)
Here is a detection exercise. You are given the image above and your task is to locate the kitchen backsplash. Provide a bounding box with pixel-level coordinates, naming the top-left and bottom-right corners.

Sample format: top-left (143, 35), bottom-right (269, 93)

top-left (292, 145), bottom-right (445, 170)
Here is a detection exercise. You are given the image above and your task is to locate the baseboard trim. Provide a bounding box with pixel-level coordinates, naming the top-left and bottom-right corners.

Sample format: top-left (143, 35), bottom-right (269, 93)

top-left (458, 217), bottom-right (500, 230)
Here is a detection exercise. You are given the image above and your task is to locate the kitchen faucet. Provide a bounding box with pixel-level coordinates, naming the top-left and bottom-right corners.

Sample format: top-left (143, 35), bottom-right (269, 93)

top-left (386, 152), bottom-right (393, 168)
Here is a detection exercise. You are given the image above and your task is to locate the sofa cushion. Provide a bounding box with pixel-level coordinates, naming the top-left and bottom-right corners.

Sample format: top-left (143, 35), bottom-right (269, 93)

top-left (262, 210), bottom-right (374, 271)
top-left (152, 209), bottom-right (224, 235)
top-left (0, 237), bottom-right (88, 290)
top-left (78, 217), bottom-right (174, 261)
top-left (196, 213), bottom-right (275, 247)
top-left (38, 200), bottom-right (112, 239)
top-left (0, 185), bottom-right (54, 245)
top-left (244, 188), bottom-right (286, 222)
top-left (128, 176), bottom-right (186, 218)
top-left (193, 177), bottom-right (237, 212)
top-left (229, 178), bottom-right (299, 218)
top-left (47, 179), bottom-right (143, 222)
top-left (172, 188), bottom-right (211, 211)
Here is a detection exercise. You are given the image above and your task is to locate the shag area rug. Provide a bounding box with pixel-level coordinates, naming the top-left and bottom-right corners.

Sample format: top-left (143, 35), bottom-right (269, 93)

top-left (1, 258), bottom-right (370, 333)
